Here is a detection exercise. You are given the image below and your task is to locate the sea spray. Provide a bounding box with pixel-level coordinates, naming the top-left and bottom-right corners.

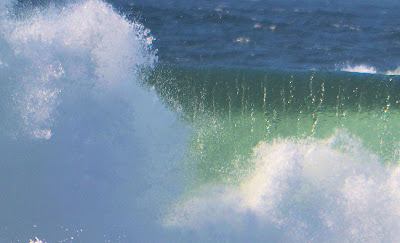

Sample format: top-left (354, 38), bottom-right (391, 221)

top-left (164, 130), bottom-right (400, 242)
top-left (0, 0), bottom-right (186, 241)
top-left (3, 0), bottom-right (400, 241)
top-left (1, 0), bottom-right (156, 139)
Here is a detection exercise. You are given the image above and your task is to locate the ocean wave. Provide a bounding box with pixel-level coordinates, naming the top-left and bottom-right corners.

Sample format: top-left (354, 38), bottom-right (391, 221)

top-left (0, 0), bottom-right (156, 139)
top-left (0, 1), bottom-right (188, 241)
top-left (164, 130), bottom-right (400, 242)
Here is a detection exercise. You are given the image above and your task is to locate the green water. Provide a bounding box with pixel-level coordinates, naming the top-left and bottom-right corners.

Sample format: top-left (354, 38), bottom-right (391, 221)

top-left (147, 65), bottom-right (400, 184)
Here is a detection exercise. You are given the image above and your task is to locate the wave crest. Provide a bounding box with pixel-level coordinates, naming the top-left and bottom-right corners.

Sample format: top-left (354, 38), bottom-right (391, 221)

top-left (1, 0), bottom-right (156, 139)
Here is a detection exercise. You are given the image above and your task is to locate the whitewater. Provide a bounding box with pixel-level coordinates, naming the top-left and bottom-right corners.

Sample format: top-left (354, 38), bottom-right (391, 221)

top-left (1, 0), bottom-right (400, 242)
top-left (0, 0), bottom-right (187, 241)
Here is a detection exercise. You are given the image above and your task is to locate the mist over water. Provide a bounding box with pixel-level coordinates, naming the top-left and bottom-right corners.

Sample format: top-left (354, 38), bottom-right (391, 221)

top-left (2, 0), bottom-right (400, 242)
top-left (0, 0), bottom-right (187, 241)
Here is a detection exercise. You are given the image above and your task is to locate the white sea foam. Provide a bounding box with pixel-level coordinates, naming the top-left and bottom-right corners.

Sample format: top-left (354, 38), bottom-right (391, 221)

top-left (341, 65), bottom-right (400, 76)
top-left (341, 65), bottom-right (377, 74)
top-left (164, 130), bottom-right (400, 242)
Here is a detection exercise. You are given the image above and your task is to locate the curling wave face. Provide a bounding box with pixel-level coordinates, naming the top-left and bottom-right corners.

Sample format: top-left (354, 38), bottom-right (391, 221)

top-left (147, 65), bottom-right (400, 241)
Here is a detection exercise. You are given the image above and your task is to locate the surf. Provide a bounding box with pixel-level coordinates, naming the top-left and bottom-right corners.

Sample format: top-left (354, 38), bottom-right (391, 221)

top-left (163, 131), bottom-right (400, 242)
top-left (148, 65), bottom-right (400, 241)
top-left (2, 0), bottom-right (400, 241)
top-left (0, 0), bottom-right (187, 241)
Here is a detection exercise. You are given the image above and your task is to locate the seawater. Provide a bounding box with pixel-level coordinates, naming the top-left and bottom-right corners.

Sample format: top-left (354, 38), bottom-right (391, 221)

top-left (1, 0), bottom-right (400, 242)
top-left (0, 0), bottom-right (186, 241)
top-left (153, 66), bottom-right (400, 242)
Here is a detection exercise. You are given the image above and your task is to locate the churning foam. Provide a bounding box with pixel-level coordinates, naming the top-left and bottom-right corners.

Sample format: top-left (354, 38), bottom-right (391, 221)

top-left (0, 0), bottom-right (156, 139)
top-left (164, 130), bottom-right (400, 242)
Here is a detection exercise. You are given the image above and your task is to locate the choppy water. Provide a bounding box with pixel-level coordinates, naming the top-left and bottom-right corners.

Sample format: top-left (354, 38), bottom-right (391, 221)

top-left (1, 0), bottom-right (400, 242)
top-left (118, 0), bottom-right (400, 72)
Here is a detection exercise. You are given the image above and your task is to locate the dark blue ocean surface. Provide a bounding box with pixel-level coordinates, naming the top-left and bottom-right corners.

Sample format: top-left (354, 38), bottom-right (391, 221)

top-left (109, 0), bottom-right (400, 71)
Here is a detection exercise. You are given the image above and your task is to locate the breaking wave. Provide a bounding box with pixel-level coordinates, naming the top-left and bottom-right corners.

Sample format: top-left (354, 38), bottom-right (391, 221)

top-left (145, 65), bottom-right (400, 242)
top-left (0, 0), bottom-right (156, 139)
top-left (0, 0), bottom-right (186, 241)
top-left (164, 130), bottom-right (400, 242)
top-left (2, 0), bottom-right (400, 241)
